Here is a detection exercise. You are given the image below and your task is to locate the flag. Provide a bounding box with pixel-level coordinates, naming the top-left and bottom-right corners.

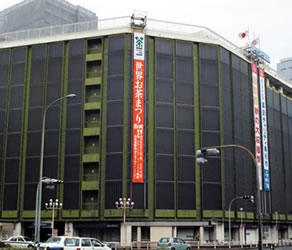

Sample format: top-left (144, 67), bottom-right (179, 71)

top-left (251, 38), bottom-right (259, 46)
top-left (239, 30), bottom-right (248, 39)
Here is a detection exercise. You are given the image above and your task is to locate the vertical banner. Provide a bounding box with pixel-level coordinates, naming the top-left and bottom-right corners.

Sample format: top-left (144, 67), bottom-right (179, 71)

top-left (259, 68), bottom-right (270, 191)
top-left (132, 33), bottom-right (145, 183)
top-left (252, 63), bottom-right (263, 190)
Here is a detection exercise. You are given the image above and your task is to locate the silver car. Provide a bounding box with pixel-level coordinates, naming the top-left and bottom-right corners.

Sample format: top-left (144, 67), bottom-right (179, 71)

top-left (157, 237), bottom-right (191, 250)
top-left (3, 236), bottom-right (34, 248)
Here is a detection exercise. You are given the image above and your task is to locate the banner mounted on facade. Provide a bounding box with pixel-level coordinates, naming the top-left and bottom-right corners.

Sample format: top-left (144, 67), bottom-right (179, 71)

top-left (132, 33), bottom-right (145, 183)
top-left (259, 68), bottom-right (270, 191)
top-left (252, 63), bottom-right (263, 190)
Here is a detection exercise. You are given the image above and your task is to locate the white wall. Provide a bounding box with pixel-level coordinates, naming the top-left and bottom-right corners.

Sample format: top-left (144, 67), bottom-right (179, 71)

top-left (150, 227), bottom-right (172, 242)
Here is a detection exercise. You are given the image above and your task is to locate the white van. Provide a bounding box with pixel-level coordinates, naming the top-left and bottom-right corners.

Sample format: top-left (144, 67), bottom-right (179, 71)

top-left (39, 236), bottom-right (111, 250)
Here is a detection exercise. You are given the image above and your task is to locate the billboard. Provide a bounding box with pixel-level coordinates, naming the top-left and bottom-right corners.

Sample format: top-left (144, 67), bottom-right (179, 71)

top-left (259, 68), bottom-right (270, 191)
top-left (132, 33), bottom-right (145, 183)
top-left (252, 63), bottom-right (263, 190)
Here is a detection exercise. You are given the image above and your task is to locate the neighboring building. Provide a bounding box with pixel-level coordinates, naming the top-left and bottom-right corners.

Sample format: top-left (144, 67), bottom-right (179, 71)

top-left (277, 57), bottom-right (292, 81)
top-left (0, 0), bottom-right (97, 33)
top-left (0, 14), bottom-right (292, 246)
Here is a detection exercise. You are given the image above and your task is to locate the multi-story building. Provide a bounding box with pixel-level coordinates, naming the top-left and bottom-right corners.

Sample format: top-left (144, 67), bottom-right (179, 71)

top-left (0, 14), bottom-right (292, 246)
top-left (277, 57), bottom-right (292, 82)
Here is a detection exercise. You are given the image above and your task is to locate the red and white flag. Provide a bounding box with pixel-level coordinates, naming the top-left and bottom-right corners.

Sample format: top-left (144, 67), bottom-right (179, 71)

top-left (239, 30), bottom-right (249, 39)
top-left (251, 38), bottom-right (259, 46)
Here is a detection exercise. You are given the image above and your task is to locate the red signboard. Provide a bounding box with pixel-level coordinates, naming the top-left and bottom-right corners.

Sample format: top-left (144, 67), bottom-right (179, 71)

top-left (132, 33), bottom-right (145, 183)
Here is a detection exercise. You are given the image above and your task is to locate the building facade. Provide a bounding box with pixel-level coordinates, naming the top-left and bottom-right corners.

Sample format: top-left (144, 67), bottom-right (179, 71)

top-left (0, 16), bottom-right (292, 245)
top-left (277, 57), bottom-right (292, 82)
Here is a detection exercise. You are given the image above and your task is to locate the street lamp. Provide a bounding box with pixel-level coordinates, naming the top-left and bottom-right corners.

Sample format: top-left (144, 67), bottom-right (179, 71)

top-left (196, 144), bottom-right (263, 250)
top-left (115, 198), bottom-right (134, 248)
top-left (240, 207), bottom-right (244, 245)
top-left (228, 196), bottom-right (254, 247)
top-left (34, 94), bottom-right (76, 243)
top-left (45, 199), bottom-right (63, 237)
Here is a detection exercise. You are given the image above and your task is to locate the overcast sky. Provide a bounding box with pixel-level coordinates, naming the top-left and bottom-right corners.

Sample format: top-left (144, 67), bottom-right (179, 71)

top-left (1, 0), bottom-right (291, 68)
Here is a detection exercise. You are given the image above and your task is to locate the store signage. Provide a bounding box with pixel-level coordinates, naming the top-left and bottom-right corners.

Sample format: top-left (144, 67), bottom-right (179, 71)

top-left (252, 63), bottom-right (263, 190)
top-left (259, 68), bottom-right (270, 191)
top-left (132, 33), bottom-right (145, 183)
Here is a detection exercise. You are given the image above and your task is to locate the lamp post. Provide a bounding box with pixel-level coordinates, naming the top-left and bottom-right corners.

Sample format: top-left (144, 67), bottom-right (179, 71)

top-left (34, 94), bottom-right (76, 243)
top-left (115, 198), bottom-right (134, 248)
top-left (45, 199), bottom-right (63, 236)
top-left (240, 207), bottom-right (244, 245)
top-left (196, 144), bottom-right (263, 250)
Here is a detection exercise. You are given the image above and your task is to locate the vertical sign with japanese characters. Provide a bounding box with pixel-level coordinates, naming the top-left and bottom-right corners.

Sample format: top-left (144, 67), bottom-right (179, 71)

top-left (132, 33), bottom-right (145, 183)
top-left (252, 63), bottom-right (263, 190)
top-left (259, 68), bottom-right (270, 191)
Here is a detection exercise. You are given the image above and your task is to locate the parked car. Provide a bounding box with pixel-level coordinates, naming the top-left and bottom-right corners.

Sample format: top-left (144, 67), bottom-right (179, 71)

top-left (157, 237), bottom-right (191, 250)
top-left (39, 236), bottom-right (111, 250)
top-left (3, 236), bottom-right (34, 248)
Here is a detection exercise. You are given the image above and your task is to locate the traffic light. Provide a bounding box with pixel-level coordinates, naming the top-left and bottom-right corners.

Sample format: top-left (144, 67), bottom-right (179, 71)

top-left (196, 148), bottom-right (220, 165)
top-left (242, 195), bottom-right (255, 203)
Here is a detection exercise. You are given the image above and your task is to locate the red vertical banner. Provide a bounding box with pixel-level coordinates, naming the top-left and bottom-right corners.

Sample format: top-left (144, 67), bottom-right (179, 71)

top-left (132, 33), bottom-right (145, 183)
top-left (252, 63), bottom-right (263, 190)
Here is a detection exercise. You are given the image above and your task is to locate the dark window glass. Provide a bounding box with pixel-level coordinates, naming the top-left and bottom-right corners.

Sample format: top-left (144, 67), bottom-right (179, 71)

top-left (201, 131), bottom-right (220, 147)
top-left (177, 130), bottom-right (194, 155)
top-left (156, 129), bottom-right (173, 154)
top-left (156, 79), bottom-right (173, 103)
top-left (201, 107), bottom-right (220, 131)
top-left (0, 88), bottom-right (7, 109)
top-left (0, 50), bottom-right (10, 86)
top-left (0, 111), bottom-right (5, 133)
top-left (202, 158), bottom-right (221, 182)
top-left (66, 105), bottom-right (82, 129)
top-left (44, 131), bottom-right (59, 156)
top-left (176, 57), bottom-right (193, 82)
top-left (43, 157), bottom-right (58, 178)
top-left (156, 55), bottom-right (173, 79)
top-left (130, 182), bottom-right (147, 209)
top-left (156, 155), bottom-right (174, 181)
top-left (28, 108), bottom-right (42, 131)
top-left (63, 183), bottom-right (79, 209)
top-left (8, 109), bottom-right (22, 132)
top-left (5, 158), bottom-right (19, 183)
top-left (176, 82), bottom-right (194, 105)
top-left (3, 184), bottom-right (18, 210)
top-left (46, 83), bottom-right (61, 104)
top-left (23, 183), bottom-right (37, 210)
top-left (10, 86), bottom-right (24, 108)
top-left (108, 52), bottom-right (124, 75)
top-left (200, 84), bottom-right (219, 107)
top-left (156, 182), bottom-right (174, 209)
top-left (46, 105), bottom-right (60, 130)
top-left (29, 85), bottom-right (44, 107)
top-left (6, 133), bottom-right (20, 157)
top-left (203, 183), bottom-right (222, 210)
top-left (107, 101), bottom-right (123, 126)
top-left (176, 105), bottom-right (194, 129)
top-left (47, 43), bottom-right (63, 82)
top-left (105, 181), bottom-right (122, 208)
top-left (177, 156), bottom-right (195, 181)
top-left (31, 45), bottom-right (46, 84)
top-left (65, 130), bottom-right (81, 155)
top-left (109, 35), bottom-right (124, 52)
top-left (25, 157), bottom-right (40, 182)
top-left (156, 39), bottom-right (173, 54)
top-left (156, 104), bottom-right (173, 128)
top-left (67, 80), bottom-right (83, 104)
top-left (178, 183), bottom-right (195, 209)
top-left (64, 156), bottom-right (80, 181)
top-left (26, 132), bottom-right (41, 156)
top-left (106, 154), bottom-right (123, 179)
top-left (106, 126), bottom-right (123, 152)
top-left (107, 76), bottom-right (124, 101)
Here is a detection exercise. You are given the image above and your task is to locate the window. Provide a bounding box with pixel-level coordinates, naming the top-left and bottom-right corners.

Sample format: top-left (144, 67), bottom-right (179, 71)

top-left (81, 239), bottom-right (91, 247)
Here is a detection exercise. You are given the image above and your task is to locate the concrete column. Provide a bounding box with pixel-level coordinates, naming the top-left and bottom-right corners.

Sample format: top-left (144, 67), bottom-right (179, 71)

top-left (120, 223), bottom-right (132, 247)
top-left (64, 222), bottom-right (74, 236)
top-left (172, 226), bottom-right (177, 237)
top-left (288, 225), bottom-right (292, 240)
top-left (199, 226), bottom-right (204, 244)
top-left (137, 226), bottom-right (142, 249)
top-left (215, 223), bottom-right (224, 243)
top-left (13, 223), bottom-right (22, 236)
top-left (271, 225), bottom-right (278, 242)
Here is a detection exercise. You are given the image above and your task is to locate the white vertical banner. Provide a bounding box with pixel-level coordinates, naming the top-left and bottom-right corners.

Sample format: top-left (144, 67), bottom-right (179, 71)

top-left (252, 63), bottom-right (263, 190)
top-left (259, 68), bottom-right (270, 191)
